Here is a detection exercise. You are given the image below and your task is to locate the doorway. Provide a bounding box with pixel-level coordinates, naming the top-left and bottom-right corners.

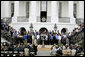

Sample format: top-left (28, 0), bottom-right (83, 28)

top-left (39, 27), bottom-right (48, 34)
top-left (61, 28), bottom-right (68, 34)
top-left (39, 27), bottom-right (48, 45)
top-left (40, 11), bottom-right (47, 22)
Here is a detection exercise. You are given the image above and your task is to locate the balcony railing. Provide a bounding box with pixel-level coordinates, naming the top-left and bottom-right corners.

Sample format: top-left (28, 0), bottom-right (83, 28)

top-left (17, 16), bottom-right (29, 22)
top-left (37, 16), bottom-right (51, 22)
top-left (59, 17), bottom-right (70, 23)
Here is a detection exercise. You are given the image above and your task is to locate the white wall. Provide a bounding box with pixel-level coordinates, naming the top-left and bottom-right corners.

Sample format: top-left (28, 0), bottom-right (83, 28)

top-left (9, 22), bottom-right (78, 33)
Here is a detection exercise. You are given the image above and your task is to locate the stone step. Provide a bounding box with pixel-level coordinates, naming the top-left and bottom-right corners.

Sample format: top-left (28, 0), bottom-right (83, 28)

top-left (36, 51), bottom-right (51, 56)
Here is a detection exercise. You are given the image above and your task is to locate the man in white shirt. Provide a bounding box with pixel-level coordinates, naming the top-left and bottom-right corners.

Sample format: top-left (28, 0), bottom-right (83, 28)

top-left (24, 48), bottom-right (29, 56)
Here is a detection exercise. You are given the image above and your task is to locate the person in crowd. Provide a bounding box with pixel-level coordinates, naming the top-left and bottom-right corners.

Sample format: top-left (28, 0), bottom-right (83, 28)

top-left (61, 36), bottom-right (66, 45)
top-left (57, 30), bottom-right (60, 35)
top-left (10, 27), bottom-right (14, 37)
top-left (1, 19), bottom-right (84, 56)
top-left (66, 37), bottom-right (69, 46)
top-left (50, 34), bottom-right (53, 45)
top-left (45, 34), bottom-right (48, 45)
top-left (58, 34), bottom-right (61, 45)
top-left (55, 33), bottom-right (59, 45)
top-left (47, 33), bottom-right (50, 45)
top-left (32, 33), bottom-right (35, 45)
top-left (51, 44), bottom-right (58, 56)
top-left (13, 30), bottom-right (18, 42)
top-left (27, 31), bottom-right (30, 43)
top-left (24, 46), bottom-right (29, 56)
top-left (53, 33), bottom-right (56, 45)
top-left (33, 38), bottom-right (38, 55)
top-left (37, 33), bottom-right (40, 44)
top-left (34, 30), bottom-right (37, 38)
top-left (1, 21), bottom-right (4, 29)
top-left (23, 34), bottom-right (28, 45)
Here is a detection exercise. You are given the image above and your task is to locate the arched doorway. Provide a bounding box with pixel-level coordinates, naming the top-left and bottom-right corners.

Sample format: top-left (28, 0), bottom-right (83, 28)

top-left (39, 27), bottom-right (48, 34)
top-left (19, 27), bottom-right (26, 35)
top-left (61, 28), bottom-right (68, 34)
top-left (39, 27), bottom-right (48, 46)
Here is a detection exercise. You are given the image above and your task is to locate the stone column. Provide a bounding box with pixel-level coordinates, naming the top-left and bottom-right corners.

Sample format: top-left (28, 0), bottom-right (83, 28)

top-left (4, 1), bottom-right (11, 17)
top-left (68, 1), bottom-right (75, 24)
top-left (51, 1), bottom-right (58, 23)
top-left (1, 1), bottom-right (5, 18)
top-left (77, 1), bottom-right (84, 23)
top-left (29, 1), bottom-right (37, 23)
top-left (12, 1), bottom-right (19, 23)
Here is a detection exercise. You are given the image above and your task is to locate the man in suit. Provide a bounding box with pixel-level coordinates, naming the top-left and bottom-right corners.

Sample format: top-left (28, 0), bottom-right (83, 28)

top-left (33, 38), bottom-right (38, 55)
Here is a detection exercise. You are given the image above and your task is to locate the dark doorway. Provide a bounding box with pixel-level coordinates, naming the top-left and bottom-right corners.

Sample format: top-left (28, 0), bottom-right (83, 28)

top-left (40, 11), bottom-right (47, 22)
top-left (39, 27), bottom-right (48, 34)
top-left (19, 27), bottom-right (26, 35)
top-left (39, 27), bottom-right (48, 45)
top-left (61, 28), bottom-right (67, 34)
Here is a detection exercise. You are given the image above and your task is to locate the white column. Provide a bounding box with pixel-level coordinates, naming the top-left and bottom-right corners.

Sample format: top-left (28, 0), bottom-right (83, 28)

top-left (4, 1), bottom-right (11, 17)
top-left (68, 1), bottom-right (75, 24)
top-left (51, 1), bottom-right (58, 23)
top-left (1, 1), bottom-right (5, 18)
top-left (77, 1), bottom-right (84, 19)
top-left (36, 1), bottom-right (40, 22)
top-left (12, 1), bottom-right (19, 23)
top-left (29, 1), bottom-right (37, 23)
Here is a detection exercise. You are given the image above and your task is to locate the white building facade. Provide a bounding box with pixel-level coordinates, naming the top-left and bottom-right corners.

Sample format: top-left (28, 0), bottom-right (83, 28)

top-left (1, 1), bottom-right (84, 33)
